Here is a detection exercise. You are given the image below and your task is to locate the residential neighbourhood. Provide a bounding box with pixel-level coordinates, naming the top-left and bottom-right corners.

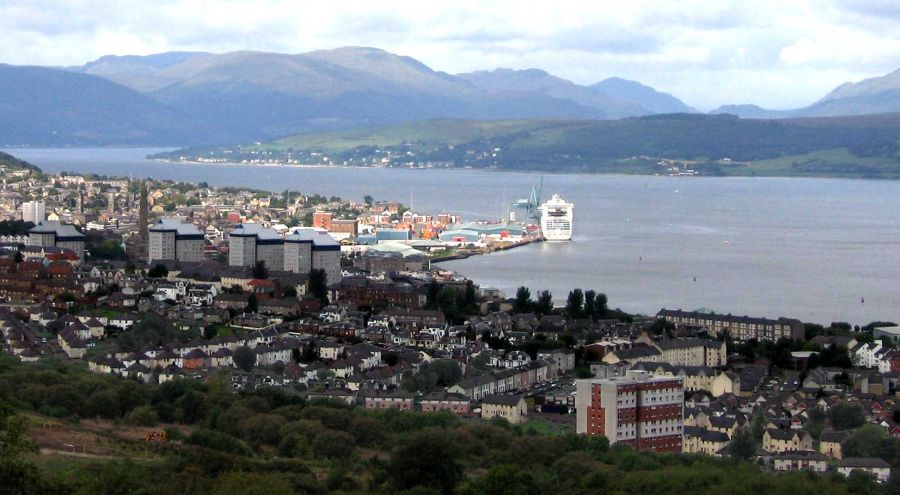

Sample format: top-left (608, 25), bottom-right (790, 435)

top-left (0, 161), bottom-right (897, 484)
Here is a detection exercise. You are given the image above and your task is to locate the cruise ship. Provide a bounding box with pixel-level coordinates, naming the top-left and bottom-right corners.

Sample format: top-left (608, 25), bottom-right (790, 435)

top-left (538, 194), bottom-right (574, 241)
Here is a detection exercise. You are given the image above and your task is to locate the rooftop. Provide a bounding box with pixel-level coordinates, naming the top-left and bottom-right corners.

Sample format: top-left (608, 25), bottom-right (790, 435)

top-left (150, 218), bottom-right (203, 237)
top-left (29, 221), bottom-right (84, 239)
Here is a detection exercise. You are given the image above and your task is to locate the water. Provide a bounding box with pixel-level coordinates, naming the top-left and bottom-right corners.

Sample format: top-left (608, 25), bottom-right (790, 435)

top-left (8, 147), bottom-right (900, 326)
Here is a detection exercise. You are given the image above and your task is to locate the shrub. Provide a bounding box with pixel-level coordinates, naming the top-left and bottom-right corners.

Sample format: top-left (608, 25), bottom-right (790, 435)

top-left (124, 405), bottom-right (158, 427)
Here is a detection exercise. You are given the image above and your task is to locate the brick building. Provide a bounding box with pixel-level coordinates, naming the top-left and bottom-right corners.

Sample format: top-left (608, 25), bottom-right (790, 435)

top-left (576, 371), bottom-right (684, 452)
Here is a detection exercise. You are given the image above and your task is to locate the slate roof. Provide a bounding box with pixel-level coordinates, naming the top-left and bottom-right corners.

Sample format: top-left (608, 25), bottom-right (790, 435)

top-left (482, 394), bottom-right (524, 406)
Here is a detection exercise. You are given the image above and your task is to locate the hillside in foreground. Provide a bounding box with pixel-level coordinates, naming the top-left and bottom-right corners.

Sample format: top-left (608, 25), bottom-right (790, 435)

top-left (1, 355), bottom-right (893, 494)
top-left (154, 113), bottom-right (900, 179)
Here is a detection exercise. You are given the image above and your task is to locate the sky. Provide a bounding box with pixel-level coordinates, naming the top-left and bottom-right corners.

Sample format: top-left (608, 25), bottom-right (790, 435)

top-left (2, 0), bottom-right (900, 110)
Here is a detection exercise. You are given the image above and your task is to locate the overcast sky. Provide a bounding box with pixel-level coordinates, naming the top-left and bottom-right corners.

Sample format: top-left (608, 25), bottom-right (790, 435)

top-left (2, 0), bottom-right (900, 110)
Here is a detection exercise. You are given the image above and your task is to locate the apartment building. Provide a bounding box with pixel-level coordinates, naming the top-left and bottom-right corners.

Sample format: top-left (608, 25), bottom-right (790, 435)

top-left (284, 229), bottom-right (341, 284)
top-left (576, 371), bottom-right (684, 452)
top-left (28, 221), bottom-right (85, 260)
top-left (148, 218), bottom-right (205, 263)
top-left (20, 200), bottom-right (45, 224)
top-left (656, 309), bottom-right (804, 342)
top-left (228, 223), bottom-right (283, 269)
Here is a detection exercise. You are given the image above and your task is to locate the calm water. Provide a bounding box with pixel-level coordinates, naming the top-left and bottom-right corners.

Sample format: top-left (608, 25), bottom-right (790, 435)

top-left (8, 147), bottom-right (900, 325)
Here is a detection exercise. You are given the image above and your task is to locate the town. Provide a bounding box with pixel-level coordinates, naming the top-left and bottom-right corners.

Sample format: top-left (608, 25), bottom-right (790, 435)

top-left (0, 153), bottom-right (898, 487)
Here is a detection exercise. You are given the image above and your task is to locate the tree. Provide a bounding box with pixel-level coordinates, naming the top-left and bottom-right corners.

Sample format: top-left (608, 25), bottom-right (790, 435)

top-left (461, 280), bottom-right (478, 314)
top-left (805, 406), bottom-right (827, 440)
top-left (251, 260), bottom-right (269, 279)
top-left (309, 268), bottom-right (329, 304)
top-left (750, 411), bottom-right (767, 441)
top-left (246, 293), bottom-right (258, 313)
top-left (828, 402), bottom-right (866, 430)
top-left (148, 264), bottom-right (168, 278)
top-left (425, 280), bottom-right (442, 309)
top-left (383, 352), bottom-right (400, 367)
top-left (535, 290), bottom-right (553, 315)
top-left (233, 346), bottom-right (256, 372)
top-left (124, 405), bottom-right (159, 427)
top-left (593, 292), bottom-right (608, 317)
top-left (728, 427), bottom-right (757, 460)
top-left (584, 290), bottom-right (597, 318)
top-left (312, 430), bottom-right (356, 459)
top-left (841, 424), bottom-right (894, 460)
top-left (428, 359), bottom-right (462, 387)
top-left (566, 289), bottom-right (584, 318)
top-left (513, 286), bottom-right (532, 313)
top-left (436, 286), bottom-right (461, 322)
top-left (390, 428), bottom-right (463, 493)
top-left (470, 353), bottom-right (491, 369)
top-left (460, 464), bottom-right (540, 495)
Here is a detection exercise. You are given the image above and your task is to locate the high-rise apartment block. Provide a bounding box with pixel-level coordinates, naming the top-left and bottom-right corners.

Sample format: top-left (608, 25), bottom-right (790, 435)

top-left (228, 224), bottom-right (342, 283)
top-left (576, 371), bottom-right (684, 452)
top-left (28, 221), bottom-right (85, 260)
top-left (148, 218), bottom-right (205, 263)
top-left (228, 223), bottom-right (284, 269)
top-left (284, 229), bottom-right (341, 284)
top-left (21, 201), bottom-right (45, 224)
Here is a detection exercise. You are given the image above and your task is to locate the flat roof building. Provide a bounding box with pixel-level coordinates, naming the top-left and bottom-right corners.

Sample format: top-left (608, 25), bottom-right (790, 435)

top-left (29, 220), bottom-right (85, 260)
top-left (149, 218), bottom-right (205, 264)
top-left (228, 223), bottom-right (283, 270)
top-left (284, 228), bottom-right (341, 285)
top-left (576, 371), bottom-right (684, 453)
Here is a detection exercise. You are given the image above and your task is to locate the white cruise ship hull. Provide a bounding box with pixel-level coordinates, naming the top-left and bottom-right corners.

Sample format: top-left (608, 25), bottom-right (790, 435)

top-left (538, 193), bottom-right (574, 242)
top-left (543, 230), bottom-right (573, 242)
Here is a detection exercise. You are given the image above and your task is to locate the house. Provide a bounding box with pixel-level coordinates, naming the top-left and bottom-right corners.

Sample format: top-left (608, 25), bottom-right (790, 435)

top-left (537, 348), bottom-right (576, 374)
top-left (819, 430), bottom-right (848, 459)
top-left (481, 394), bottom-right (527, 424)
top-left (837, 457), bottom-right (892, 483)
top-left (58, 330), bottom-right (86, 359)
top-left (771, 450), bottom-right (829, 473)
top-left (420, 392), bottom-right (471, 415)
top-left (364, 391), bottom-right (415, 410)
top-left (708, 415), bottom-right (741, 439)
top-left (682, 426), bottom-right (730, 456)
top-left (711, 371), bottom-right (740, 397)
top-left (602, 345), bottom-right (662, 364)
top-left (763, 428), bottom-right (813, 453)
top-left (853, 340), bottom-right (886, 369)
top-left (108, 313), bottom-right (139, 329)
top-left (318, 342), bottom-right (344, 360)
top-left (306, 388), bottom-right (357, 405)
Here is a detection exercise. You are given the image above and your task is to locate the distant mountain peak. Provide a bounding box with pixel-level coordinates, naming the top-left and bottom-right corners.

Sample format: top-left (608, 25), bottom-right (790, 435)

top-left (818, 67), bottom-right (900, 102)
top-left (590, 77), bottom-right (695, 114)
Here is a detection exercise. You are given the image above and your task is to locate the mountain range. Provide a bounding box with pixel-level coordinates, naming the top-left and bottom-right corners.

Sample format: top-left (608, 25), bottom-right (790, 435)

top-left (1, 46), bottom-right (900, 146)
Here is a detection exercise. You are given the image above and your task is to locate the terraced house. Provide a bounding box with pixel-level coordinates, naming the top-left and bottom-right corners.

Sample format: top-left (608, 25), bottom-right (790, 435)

top-left (656, 309), bottom-right (804, 342)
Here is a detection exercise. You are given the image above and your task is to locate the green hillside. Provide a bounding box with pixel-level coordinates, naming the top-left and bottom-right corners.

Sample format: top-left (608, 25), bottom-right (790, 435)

top-left (154, 113), bottom-right (900, 178)
top-left (0, 151), bottom-right (41, 172)
top-left (270, 119), bottom-right (563, 152)
top-left (2, 355), bottom-right (894, 494)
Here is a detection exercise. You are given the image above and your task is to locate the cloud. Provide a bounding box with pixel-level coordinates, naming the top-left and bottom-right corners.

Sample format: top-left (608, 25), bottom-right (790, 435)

top-left (0, 0), bottom-right (898, 109)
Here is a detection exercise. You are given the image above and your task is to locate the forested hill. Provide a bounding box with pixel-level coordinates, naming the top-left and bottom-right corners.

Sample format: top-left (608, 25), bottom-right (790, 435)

top-left (155, 113), bottom-right (900, 178)
top-left (0, 151), bottom-right (41, 173)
